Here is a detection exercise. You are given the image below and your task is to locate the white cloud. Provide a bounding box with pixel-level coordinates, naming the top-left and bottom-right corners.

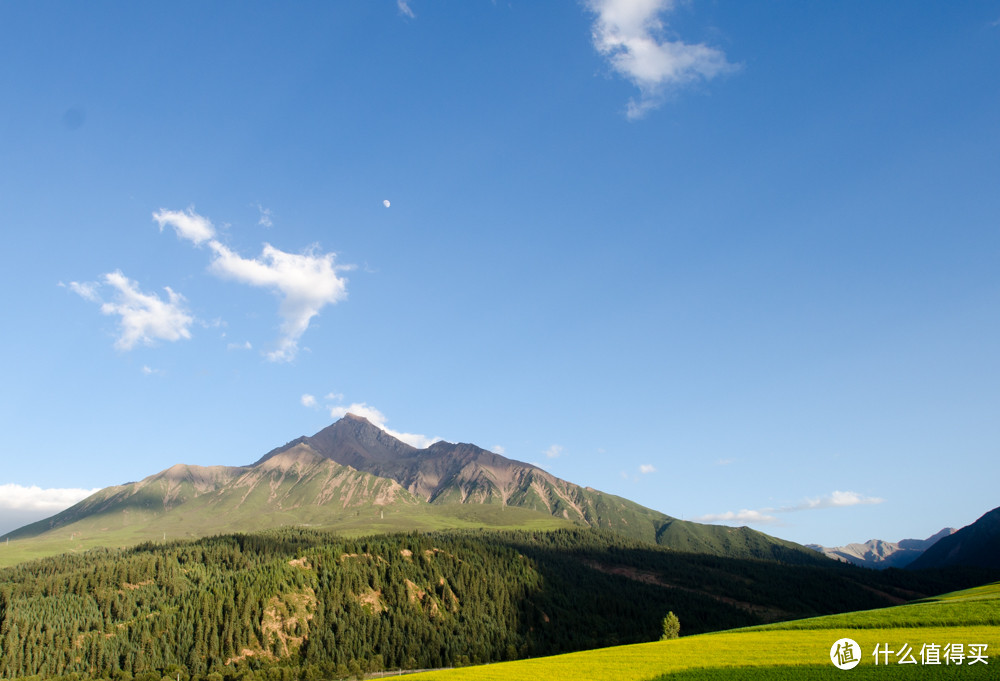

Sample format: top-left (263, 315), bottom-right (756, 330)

top-left (693, 490), bottom-right (885, 527)
top-left (544, 444), bottom-right (563, 459)
top-left (153, 207), bottom-right (216, 245)
top-left (155, 207), bottom-right (353, 362)
top-left (324, 392), bottom-right (344, 401)
top-left (71, 270), bottom-right (194, 350)
top-left (141, 365), bottom-right (164, 376)
top-left (397, 0), bottom-right (415, 19)
top-left (328, 402), bottom-right (439, 449)
top-left (101, 271), bottom-right (194, 350)
top-left (207, 240), bottom-right (350, 362)
top-left (0, 484), bottom-right (100, 512)
top-left (0, 484), bottom-right (103, 536)
top-left (587, 0), bottom-right (735, 118)
top-left (301, 394), bottom-right (318, 408)
top-left (492, 445), bottom-right (506, 455)
top-left (227, 340), bottom-right (252, 351)
top-left (639, 463), bottom-right (656, 474)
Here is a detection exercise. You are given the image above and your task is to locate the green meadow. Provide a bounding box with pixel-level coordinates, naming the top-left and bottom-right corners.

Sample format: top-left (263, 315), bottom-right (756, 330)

top-left (404, 582), bottom-right (1000, 680)
top-left (0, 504), bottom-right (573, 568)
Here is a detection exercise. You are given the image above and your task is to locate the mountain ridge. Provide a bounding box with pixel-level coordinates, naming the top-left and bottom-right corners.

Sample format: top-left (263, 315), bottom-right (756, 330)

top-left (259, 416), bottom-right (823, 561)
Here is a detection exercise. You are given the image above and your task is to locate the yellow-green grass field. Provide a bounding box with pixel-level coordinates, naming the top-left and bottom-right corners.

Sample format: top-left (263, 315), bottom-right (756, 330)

top-left (404, 582), bottom-right (1000, 680)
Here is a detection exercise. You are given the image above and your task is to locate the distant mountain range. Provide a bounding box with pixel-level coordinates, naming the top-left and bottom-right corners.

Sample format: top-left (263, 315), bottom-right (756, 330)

top-left (3, 414), bottom-right (824, 565)
top-left (807, 528), bottom-right (956, 569)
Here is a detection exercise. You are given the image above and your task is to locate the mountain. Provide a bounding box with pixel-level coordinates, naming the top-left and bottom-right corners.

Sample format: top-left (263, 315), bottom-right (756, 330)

top-left (907, 506), bottom-right (1000, 570)
top-left (258, 415), bottom-right (823, 561)
top-left (2, 414), bottom-right (825, 565)
top-left (807, 528), bottom-right (956, 569)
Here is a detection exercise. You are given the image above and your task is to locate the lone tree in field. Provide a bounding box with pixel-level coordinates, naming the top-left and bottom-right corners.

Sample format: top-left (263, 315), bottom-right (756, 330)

top-left (661, 611), bottom-right (680, 640)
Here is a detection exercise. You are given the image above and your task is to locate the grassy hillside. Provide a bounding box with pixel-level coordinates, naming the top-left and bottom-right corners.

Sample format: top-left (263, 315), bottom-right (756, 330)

top-left (403, 582), bottom-right (1000, 680)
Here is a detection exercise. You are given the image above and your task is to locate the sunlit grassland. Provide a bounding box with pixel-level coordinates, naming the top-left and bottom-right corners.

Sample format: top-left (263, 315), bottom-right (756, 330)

top-left (738, 580), bottom-right (1000, 631)
top-left (405, 582), bottom-right (1000, 681)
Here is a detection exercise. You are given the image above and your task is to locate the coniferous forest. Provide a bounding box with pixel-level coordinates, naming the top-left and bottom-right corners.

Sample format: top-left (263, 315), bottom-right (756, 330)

top-left (1, 528), bottom-right (995, 681)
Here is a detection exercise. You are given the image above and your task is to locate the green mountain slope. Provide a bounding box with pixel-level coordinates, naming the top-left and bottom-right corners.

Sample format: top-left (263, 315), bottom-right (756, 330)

top-left (908, 506), bottom-right (1000, 570)
top-left (2, 444), bottom-right (451, 565)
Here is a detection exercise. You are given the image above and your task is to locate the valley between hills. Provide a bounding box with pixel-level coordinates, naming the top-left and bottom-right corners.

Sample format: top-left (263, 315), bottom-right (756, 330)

top-left (1, 415), bottom-right (997, 680)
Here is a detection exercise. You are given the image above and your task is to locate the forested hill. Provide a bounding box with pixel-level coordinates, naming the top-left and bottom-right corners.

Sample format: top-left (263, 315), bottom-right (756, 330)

top-left (1, 527), bottom-right (996, 681)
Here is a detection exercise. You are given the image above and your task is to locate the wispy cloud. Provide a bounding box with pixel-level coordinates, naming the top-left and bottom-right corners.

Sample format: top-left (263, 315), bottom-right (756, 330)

top-left (301, 393), bottom-right (318, 408)
top-left (693, 490), bottom-right (885, 527)
top-left (66, 280), bottom-right (100, 302)
top-left (544, 444), bottom-right (564, 459)
top-left (694, 509), bottom-right (779, 525)
top-left (255, 203), bottom-right (273, 228)
top-left (784, 490), bottom-right (884, 512)
top-left (69, 271), bottom-right (194, 350)
top-left (639, 463), bottom-right (656, 474)
top-left (492, 445), bottom-right (506, 455)
top-left (586, 0), bottom-right (736, 119)
top-left (153, 207), bottom-right (216, 246)
top-left (326, 401), bottom-right (440, 449)
top-left (398, 0), bottom-right (415, 19)
top-left (156, 207), bottom-right (352, 362)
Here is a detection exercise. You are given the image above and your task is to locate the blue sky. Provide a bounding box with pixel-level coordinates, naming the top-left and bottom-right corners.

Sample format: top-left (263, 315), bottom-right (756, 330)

top-left (1, 1), bottom-right (998, 547)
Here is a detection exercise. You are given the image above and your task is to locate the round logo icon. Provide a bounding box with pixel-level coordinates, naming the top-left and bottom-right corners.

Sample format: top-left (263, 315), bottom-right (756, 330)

top-left (830, 638), bottom-right (861, 670)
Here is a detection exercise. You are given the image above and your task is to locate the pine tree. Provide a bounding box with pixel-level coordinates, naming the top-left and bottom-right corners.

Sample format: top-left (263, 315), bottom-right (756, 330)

top-left (661, 611), bottom-right (680, 640)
